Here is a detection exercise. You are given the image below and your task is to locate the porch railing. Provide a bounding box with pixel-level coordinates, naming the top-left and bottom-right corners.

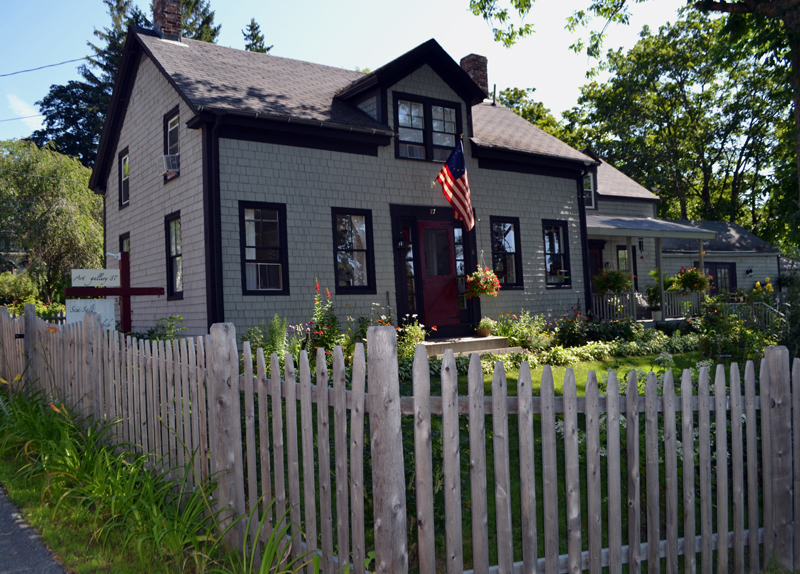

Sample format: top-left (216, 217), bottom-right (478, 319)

top-left (663, 291), bottom-right (703, 318)
top-left (591, 293), bottom-right (635, 320)
top-left (727, 302), bottom-right (785, 328)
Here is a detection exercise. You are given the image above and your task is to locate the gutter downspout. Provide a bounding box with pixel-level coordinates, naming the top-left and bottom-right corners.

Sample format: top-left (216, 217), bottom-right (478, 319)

top-left (578, 167), bottom-right (593, 316)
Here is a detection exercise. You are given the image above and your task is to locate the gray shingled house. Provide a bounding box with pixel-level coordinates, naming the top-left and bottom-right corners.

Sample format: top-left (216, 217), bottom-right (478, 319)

top-left (88, 2), bottom-right (713, 336)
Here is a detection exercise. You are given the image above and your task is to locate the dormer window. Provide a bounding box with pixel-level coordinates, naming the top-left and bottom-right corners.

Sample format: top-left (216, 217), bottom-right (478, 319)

top-left (394, 93), bottom-right (460, 162)
top-left (583, 173), bottom-right (595, 209)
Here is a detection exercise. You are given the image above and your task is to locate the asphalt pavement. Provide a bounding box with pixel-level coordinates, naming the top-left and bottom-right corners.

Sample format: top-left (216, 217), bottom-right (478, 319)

top-left (0, 485), bottom-right (66, 573)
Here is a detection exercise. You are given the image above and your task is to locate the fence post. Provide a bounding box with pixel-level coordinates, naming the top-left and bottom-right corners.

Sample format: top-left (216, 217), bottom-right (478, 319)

top-left (766, 345), bottom-right (794, 569)
top-left (23, 304), bottom-right (36, 388)
top-left (208, 322), bottom-right (246, 548)
top-left (367, 326), bottom-right (408, 574)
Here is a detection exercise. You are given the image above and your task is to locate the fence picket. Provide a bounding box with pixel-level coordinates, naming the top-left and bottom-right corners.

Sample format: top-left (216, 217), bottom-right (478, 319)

top-left (349, 344), bottom-right (366, 574)
top-left (138, 339), bottom-right (148, 456)
top-left (149, 340), bottom-right (162, 461)
top-left (299, 351), bottom-right (319, 574)
top-left (627, 370), bottom-right (641, 574)
top-left (173, 340), bottom-right (186, 472)
top-left (158, 341), bottom-right (170, 470)
top-left (145, 340), bottom-right (156, 463)
top-left (493, 361), bottom-right (514, 574)
top-left (165, 340), bottom-right (176, 467)
top-left (284, 355), bottom-right (302, 560)
top-left (517, 361), bottom-right (538, 574)
top-left (663, 372), bottom-right (678, 574)
top-left (714, 365), bottom-right (729, 574)
top-left (760, 357), bottom-right (773, 564)
top-left (270, 354), bottom-right (287, 544)
top-left (413, 345), bottom-right (436, 574)
top-left (333, 347), bottom-right (350, 571)
top-left (469, 353), bottom-right (490, 574)
top-left (585, 371), bottom-right (601, 574)
top-left (180, 338), bottom-right (193, 480)
top-left (767, 346), bottom-right (793, 571)
top-left (197, 337), bottom-right (209, 482)
top-left (564, 369), bottom-right (582, 574)
top-left (242, 342), bottom-right (259, 547)
top-left (606, 371), bottom-right (622, 574)
top-left (794, 357), bottom-right (800, 570)
top-left (744, 361), bottom-right (759, 574)
top-left (441, 349), bottom-right (463, 574)
top-left (126, 336), bottom-right (135, 448)
top-left (541, 366), bottom-right (559, 574)
top-left (698, 368), bottom-right (712, 574)
top-left (730, 364), bottom-right (745, 574)
top-left (316, 349), bottom-right (334, 574)
top-left (646, 372), bottom-right (660, 574)
top-left (256, 348), bottom-right (273, 539)
top-left (188, 340), bottom-right (201, 486)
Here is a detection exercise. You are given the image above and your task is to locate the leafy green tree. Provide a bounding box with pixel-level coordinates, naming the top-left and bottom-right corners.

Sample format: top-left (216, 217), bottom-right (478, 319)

top-left (560, 13), bottom-right (786, 235)
top-left (0, 141), bottom-right (103, 303)
top-left (242, 18), bottom-right (272, 53)
top-left (498, 87), bottom-right (563, 137)
top-left (32, 0), bottom-right (219, 167)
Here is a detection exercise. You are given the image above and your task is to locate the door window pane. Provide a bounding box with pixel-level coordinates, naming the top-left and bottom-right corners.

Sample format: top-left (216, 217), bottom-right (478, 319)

top-left (424, 228), bottom-right (452, 276)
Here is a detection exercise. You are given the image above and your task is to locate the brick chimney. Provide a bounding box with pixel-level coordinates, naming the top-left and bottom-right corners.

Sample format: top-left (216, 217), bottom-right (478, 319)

top-left (460, 54), bottom-right (488, 97)
top-left (154, 0), bottom-right (181, 41)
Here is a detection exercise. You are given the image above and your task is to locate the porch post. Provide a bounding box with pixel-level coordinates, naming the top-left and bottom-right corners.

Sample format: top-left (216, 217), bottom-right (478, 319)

top-left (698, 239), bottom-right (704, 272)
top-left (656, 237), bottom-right (665, 318)
top-left (626, 236), bottom-right (635, 318)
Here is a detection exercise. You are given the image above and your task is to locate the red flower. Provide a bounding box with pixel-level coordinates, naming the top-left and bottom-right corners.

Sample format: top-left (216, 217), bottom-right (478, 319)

top-left (326, 288), bottom-right (331, 299)
top-left (315, 278), bottom-right (320, 292)
top-left (431, 326), bottom-right (438, 331)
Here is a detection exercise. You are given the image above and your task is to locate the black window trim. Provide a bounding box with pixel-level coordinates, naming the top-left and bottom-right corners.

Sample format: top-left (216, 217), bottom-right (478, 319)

top-left (583, 172), bottom-right (596, 210)
top-left (118, 147), bottom-right (129, 209)
top-left (331, 207), bottom-right (377, 295)
top-left (163, 105), bottom-right (180, 184)
top-left (392, 91), bottom-right (462, 163)
top-left (165, 211), bottom-right (183, 300)
top-left (239, 201), bottom-right (290, 296)
top-left (119, 232), bottom-right (130, 254)
top-left (490, 216), bottom-right (524, 290)
top-left (542, 219), bottom-right (572, 289)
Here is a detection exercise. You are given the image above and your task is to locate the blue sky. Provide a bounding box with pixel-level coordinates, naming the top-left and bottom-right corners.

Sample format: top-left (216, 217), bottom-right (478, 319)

top-left (0, 0), bottom-right (686, 142)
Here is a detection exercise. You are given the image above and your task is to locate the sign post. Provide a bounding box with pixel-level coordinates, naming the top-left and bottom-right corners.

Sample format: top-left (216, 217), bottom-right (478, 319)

top-left (64, 252), bottom-right (165, 333)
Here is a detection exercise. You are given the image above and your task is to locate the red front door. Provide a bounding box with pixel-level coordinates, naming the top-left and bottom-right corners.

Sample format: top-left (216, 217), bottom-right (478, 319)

top-left (418, 221), bottom-right (460, 327)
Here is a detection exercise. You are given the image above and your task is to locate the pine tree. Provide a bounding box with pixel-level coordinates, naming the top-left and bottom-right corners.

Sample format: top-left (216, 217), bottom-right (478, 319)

top-left (31, 0), bottom-right (219, 167)
top-left (242, 18), bottom-right (272, 53)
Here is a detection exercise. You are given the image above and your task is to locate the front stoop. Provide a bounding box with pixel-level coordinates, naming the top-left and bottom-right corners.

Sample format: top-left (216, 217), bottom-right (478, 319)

top-left (422, 336), bottom-right (524, 358)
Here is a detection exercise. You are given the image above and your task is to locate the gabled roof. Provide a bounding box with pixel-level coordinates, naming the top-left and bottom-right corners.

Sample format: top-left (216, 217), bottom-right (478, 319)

top-left (586, 215), bottom-right (716, 240)
top-left (582, 150), bottom-right (658, 201)
top-left (471, 103), bottom-right (592, 164)
top-left (91, 30), bottom-right (595, 190)
top-left (662, 221), bottom-right (779, 254)
top-left (336, 39), bottom-right (486, 106)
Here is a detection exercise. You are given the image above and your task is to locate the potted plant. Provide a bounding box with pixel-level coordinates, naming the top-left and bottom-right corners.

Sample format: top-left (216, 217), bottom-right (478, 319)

top-left (645, 283), bottom-right (662, 321)
top-left (591, 268), bottom-right (632, 296)
top-left (476, 316), bottom-right (495, 337)
top-left (465, 265), bottom-right (501, 299)
top-left (671, 267), bottom-right (711, 293)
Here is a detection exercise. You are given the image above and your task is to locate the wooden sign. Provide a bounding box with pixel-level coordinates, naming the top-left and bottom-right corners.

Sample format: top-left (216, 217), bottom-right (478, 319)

top-left (71, 269), bottom-right (121, 288)
top-left (66, 299), bottom-right (116, 330)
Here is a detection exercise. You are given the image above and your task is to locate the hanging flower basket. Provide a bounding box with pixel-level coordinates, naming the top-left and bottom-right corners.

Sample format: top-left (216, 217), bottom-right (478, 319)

top-left (670, 267), bottom-right (711, 293)
top-left (465, 265), bottom-right (501, 299)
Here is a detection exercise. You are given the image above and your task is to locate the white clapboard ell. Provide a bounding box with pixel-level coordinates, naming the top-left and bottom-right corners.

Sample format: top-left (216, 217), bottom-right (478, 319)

top-left (71, 269), bottom-right (121, 288)
top-left (66, 299), bottom-right (116, 330)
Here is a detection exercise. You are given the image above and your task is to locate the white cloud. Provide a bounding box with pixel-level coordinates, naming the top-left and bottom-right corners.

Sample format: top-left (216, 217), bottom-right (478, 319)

top-left (7, 94), bottom-right (43, 131)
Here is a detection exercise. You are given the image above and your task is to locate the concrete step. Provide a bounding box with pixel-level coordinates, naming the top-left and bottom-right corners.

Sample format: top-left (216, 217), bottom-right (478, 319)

top-left (422, 336), bottom-right (516, 358)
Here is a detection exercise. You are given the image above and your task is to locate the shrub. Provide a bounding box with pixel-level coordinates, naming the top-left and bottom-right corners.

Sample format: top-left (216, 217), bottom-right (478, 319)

top-left (0, 271), bottom-right (38, 306)
top-left (397, 315), bottom-right (428, 359)
top-left (699, 295), bottom-right (775, 362)
top-left (143, 315), bottom-right (186, 341)
top-left (490, 311), bottom-right (551, 351)
top-left (554, 309), bottom-right (589, 347)
top-left (241, 314), bottom-right (289, 368)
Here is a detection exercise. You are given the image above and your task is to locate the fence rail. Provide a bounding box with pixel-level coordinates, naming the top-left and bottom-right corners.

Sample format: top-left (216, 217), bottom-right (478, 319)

top-left (1, 304), bottom-right (799, 574)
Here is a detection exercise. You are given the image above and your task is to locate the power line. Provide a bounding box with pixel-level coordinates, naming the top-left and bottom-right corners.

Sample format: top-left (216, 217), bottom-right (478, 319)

top-left (0, 114), bottom-right (43, 124)
top-left (0, 57), bottom-right (88, 78)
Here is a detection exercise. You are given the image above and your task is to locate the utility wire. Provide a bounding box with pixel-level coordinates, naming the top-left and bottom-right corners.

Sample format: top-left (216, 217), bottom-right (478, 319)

top-left (0, 114), bottom-right (43, 123)
top-left (0, 57), bottom-right (88, 78)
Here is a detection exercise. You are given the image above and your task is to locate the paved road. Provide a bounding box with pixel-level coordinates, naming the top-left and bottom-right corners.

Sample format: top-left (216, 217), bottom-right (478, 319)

top-left (0, 486), bottom-right (66, 573)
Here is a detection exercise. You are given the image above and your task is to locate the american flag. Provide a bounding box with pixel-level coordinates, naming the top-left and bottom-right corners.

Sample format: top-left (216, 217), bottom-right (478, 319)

top-left (435, 140), bottom-right (474, 231)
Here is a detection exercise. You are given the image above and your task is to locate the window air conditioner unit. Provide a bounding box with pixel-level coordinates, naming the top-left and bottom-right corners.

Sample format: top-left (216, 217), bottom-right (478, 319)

top-left (162, 154), bottom-right (180, 173)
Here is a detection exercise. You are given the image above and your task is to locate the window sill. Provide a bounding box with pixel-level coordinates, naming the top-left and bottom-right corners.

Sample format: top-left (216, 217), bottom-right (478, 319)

top-left (335, 286), bottom-right (377, 296)
top-left (499, 284), bottom-right (524, 291)
top-left (241, 288), bottom-right (291, 296)
top-left (119, 202), bottom-right (130, 210)
top-left (167, 292), bottom-right (184, 301)
top-left (163, 173), bottom-right (180, 184)
top-left (546, 284), bottom-right (572, 290)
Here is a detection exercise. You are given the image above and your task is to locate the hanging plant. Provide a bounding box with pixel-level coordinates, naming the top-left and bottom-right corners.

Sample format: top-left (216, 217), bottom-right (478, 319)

top-left (591, 268), bottom-right (632, 295)
top-left (465, 265), bottom-right (501, 299)
top-left (670, 267), bottom-right (711, 293)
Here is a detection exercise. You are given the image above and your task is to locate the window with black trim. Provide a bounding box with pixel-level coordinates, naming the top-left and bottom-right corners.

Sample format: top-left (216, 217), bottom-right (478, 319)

top-left (165, 213), bottom-right (183, 299)
top-left (118, 148), bottom-right (129, 208)
top-left (119, 232), bottom-right (130, 254)
top-left (491, 217), bottom-right (523, 288)
top-left (163, 107), bottom-right (180, 181)
top-left (240, 202), bottom-right (289, 295)
top-left (332, 208), bottom-right (375, 293)
top-left (583, 173), bottom-right (595, 209)
top-left (394, 93), bottom-right (460, 162)
top-left (543, 220), bottom-right (571, 288)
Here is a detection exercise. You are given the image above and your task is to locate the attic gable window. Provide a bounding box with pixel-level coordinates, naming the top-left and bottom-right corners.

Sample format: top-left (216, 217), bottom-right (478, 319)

top-left (583, 173), bottom-right (595, 209)
top-left (118, 148), bottom-right (129, 208)
top-left (163, 106), bottom-right (180, 182)
top-left (394, 92), bottom-right (460, 162)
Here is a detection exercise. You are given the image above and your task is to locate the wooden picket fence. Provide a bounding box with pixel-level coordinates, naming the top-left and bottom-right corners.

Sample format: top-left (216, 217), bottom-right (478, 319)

top-left (1, 304), bottom-right (799, 574)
